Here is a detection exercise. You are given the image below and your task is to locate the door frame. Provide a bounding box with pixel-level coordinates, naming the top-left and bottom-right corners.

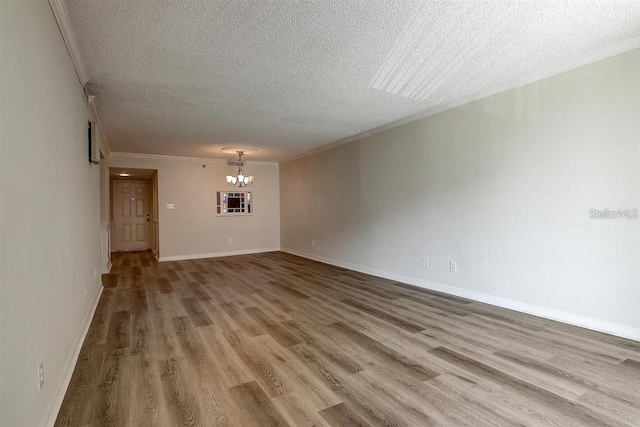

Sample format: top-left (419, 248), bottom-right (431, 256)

top-left (109, 168), bottom-right (159, 257)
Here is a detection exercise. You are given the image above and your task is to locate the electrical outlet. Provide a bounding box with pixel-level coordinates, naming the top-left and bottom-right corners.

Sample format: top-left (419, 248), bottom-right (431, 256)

top-left (421, 257), bottom-right (428, 268)
top-left (311, 240), bottom-right (315, 247)
top-left (85, 283), bottom-right (88, 299)
top-left (228, 238), bottom-right (233, 244)
top-left (38, 362), bottom-right (44, 389)
top-left (450, 261), bottom-right (457, 272)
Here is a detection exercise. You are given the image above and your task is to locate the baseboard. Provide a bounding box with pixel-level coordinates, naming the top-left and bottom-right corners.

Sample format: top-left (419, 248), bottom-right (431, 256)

top-left (41, 285), bottom-right (104, 427)
top-left (281, 247), bottom-right (640, 342)
top-left (159, 247), bottom-right (280, 262)
top-left (100, 259), bottom-right (112, 274)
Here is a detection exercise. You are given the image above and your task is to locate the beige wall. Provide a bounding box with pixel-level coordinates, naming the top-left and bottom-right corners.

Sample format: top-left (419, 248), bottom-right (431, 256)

top-left (0, 0), bottom-right (103, 425)
top-left (109, 154), bottom-right (280, 259)
top-left (0, 3), bottom-right (636, 425)
top-left (281, 49), bottom-right (640, 338)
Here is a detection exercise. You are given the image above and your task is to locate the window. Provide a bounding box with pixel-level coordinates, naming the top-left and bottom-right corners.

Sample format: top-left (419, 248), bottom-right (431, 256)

top-left (216, 191), bottom-right (252, 215)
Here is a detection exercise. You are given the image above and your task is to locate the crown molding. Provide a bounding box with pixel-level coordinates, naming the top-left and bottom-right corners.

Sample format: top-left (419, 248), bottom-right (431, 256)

top-left (47, 0), bottom-right (639, 167)
top-left (48, 0), bottom-right (88, 83)
top-left (279, 131), bottom-right (371, 165)
top-left (281, 38), bottom-right (640, 165)
top-left (49, 0), bottom-right (113, 156)
top-left (109, 152), bottom-right (279, 165)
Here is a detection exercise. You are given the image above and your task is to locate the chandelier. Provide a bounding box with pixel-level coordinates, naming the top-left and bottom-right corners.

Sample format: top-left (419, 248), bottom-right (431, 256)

top-left (225, 151), bottom-right (254, 187)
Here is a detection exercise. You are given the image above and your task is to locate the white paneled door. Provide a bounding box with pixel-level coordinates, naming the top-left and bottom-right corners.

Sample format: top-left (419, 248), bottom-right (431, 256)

top-left (114, 181), bottom-right (151, 251)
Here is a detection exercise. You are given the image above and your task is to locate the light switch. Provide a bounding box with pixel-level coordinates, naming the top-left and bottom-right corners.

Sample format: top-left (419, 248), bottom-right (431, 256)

top-left (166, 204), bottom-right (175, 210)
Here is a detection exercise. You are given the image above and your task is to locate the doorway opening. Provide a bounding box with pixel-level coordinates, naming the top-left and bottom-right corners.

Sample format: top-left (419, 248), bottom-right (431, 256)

top-left (110, 167), bottom-right (159, 257)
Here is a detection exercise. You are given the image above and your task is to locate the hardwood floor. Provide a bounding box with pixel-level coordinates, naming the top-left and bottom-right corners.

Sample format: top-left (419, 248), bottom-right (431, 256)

top-left (55, 250), bottom-right (640, 426)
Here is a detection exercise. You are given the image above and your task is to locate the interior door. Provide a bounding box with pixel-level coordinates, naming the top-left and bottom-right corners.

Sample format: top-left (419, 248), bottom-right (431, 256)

top-left (114, 181), bottom-right (151, 251)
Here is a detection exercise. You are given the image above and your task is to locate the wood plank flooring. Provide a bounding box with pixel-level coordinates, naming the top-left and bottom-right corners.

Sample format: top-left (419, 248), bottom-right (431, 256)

top-left (55, 251), bottom-right (640, 426)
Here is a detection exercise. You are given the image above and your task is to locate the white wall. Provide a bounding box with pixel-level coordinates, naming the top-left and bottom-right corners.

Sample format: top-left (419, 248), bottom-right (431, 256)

top-left (109, 154), bottom-right (280, 260)
top-left (281, 49), bottom-right (640, 339)
top-left (0, 0), bottom-right (103, 425)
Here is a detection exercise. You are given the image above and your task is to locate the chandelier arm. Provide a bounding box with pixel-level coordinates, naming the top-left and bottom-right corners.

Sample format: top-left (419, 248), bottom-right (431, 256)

top-left (226, 150), bottom-right (254, 188)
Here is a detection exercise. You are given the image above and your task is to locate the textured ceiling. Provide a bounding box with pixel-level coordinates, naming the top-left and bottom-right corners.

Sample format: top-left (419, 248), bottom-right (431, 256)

top-left (64, 0), bottom-right (640, 161)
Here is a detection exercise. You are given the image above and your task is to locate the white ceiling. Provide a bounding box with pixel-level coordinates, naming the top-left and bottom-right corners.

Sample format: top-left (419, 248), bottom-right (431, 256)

top-left (64, 0), bottom-right (640, 162)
